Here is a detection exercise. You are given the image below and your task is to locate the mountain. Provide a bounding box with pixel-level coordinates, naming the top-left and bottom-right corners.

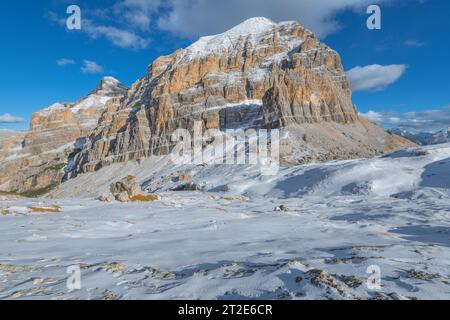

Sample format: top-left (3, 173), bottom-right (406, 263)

top-left (390, 128), bottom-right (450, 146)
top-left (24, 76), bottom-right (128, 154)
top-left (0, 17), bottom-right (414, 195)
top-left (68, 17), bottom-right (413, 175)
top-left (0, 77), bottom-right (128, 194)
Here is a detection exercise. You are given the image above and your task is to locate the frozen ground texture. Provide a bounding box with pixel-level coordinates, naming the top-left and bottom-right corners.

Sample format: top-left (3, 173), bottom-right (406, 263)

top-left (1, 144), bottom-right (449, 300)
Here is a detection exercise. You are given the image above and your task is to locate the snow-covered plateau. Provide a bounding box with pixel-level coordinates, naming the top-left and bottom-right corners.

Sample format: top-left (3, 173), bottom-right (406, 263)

top-left (1, 143), bottom-right (449, 300)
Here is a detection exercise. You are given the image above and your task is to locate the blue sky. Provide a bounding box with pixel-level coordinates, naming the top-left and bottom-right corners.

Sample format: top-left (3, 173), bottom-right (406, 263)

top-left (0, 0), bottom-right (449, 131)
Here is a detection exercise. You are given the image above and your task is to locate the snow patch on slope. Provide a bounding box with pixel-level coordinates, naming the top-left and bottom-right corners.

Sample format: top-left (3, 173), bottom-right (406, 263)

top-left (70, 95), bottom-right (112, 113)
top-left (51, 141), bottom-right (450, 202)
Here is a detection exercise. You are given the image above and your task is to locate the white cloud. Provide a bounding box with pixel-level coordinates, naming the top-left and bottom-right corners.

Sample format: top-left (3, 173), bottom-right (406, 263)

top-left (360, 106), bottom-right (450, 131)
top-left (346, 64), bottom-right (407, 92)
top-left (403, 40), bottom-right (426, 48)
top-left (157, 0), bottom-right (388, 39)
top-left (83, 20), bottom-right (149, 50)
top-left (48, 10), bottom-right (149, 50)
top-left (113, 0), bottom-right (162, 32)
top-left (56, 58), bottom-right (75, 66)
top-left (81, 60), bottom-right (104, 74)
top-left (0, 114), bottom-right (25, 124)
top-left (51, 0), bottom-right (388, 49)
top-left (360, 110), bottom-right (384, 123)
top-left (47, 11), bottom-right (66, 26)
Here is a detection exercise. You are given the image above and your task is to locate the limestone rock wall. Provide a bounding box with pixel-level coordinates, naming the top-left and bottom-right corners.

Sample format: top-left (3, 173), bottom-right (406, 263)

top-left (0, 78), bottom-right (128, 194)
top-left (70, 18), bottom-right (382, 176)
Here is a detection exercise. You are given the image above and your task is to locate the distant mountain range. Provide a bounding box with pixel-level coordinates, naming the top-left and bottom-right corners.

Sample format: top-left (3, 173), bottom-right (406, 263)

top-left (389, 128), bottom-right (450, 146)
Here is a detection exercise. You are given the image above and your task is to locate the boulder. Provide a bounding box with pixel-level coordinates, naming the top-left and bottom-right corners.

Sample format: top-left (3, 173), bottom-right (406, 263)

top-left (110, 176), bottom-right (141, 202)
top-left (116, 191), bottom-right (131, 203)
top-left (172, 182), bottom-right (203, 191)
top-left (274, 205), bottom-right (291, 212)
top-left (98, 192), bottom-right (115, 203)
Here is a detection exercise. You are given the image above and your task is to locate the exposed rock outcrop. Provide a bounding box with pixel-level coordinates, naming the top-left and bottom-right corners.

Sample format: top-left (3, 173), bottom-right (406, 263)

top-left (0, 130), bottom-right (25, 161)
top-left (110, 175), bottom-right (141, 202)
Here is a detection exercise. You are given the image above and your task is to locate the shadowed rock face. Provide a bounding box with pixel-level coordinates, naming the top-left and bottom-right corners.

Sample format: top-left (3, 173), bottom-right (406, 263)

top-left (0, 18), bottom-right (414, 194)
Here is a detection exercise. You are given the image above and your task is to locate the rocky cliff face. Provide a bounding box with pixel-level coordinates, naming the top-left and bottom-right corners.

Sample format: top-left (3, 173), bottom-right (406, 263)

top-left (0, 130), bottom-right (25, 187)
top-left (0, 17), bottom-right (414, 195)
top-left (69, 17), bottom-right (412, 176)
top-left (0, 77), bottom-right (128, 194)
top-left (0, 130), bottom-right (24, 160)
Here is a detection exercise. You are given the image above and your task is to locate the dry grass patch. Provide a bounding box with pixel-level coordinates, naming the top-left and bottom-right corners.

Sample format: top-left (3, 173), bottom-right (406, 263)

top-left (222, 195), bottom-right (248, 202)
top-left (222, 196), bottom-right (235, 201)
top-left (130, 194), bottom-right (160, 202)
top-left (148, 267), bottom-right (175, 280)
top-left (102, 262), bottom-right (127, 275)
top-left (0, 191), bottom-right (18, 196)
top-left (11, 287), bottom-right (51, 299)
top-left (0, 264), bottom-right (41, 274)
top-left (179, 173), bottom-right (191, 182)
top-left (28, 205), bottom-right (62, 213)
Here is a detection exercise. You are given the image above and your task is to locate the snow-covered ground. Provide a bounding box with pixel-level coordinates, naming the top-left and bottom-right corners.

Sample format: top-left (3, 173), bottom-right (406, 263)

top-left (1, 144), bottom-right (449, 300)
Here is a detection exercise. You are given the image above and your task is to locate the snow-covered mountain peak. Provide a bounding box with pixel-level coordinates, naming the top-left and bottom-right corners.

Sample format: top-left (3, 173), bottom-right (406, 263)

top-left (220, 17), bottom-right (276, 37)
top-left (38, 77), bottom-right (128, 116)
top-left (40, 102), bottom-right (67, 114)
top-left (184, 17), bottom-right (282, 59)
top-left (90, 76), bottom-right (128, 97)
